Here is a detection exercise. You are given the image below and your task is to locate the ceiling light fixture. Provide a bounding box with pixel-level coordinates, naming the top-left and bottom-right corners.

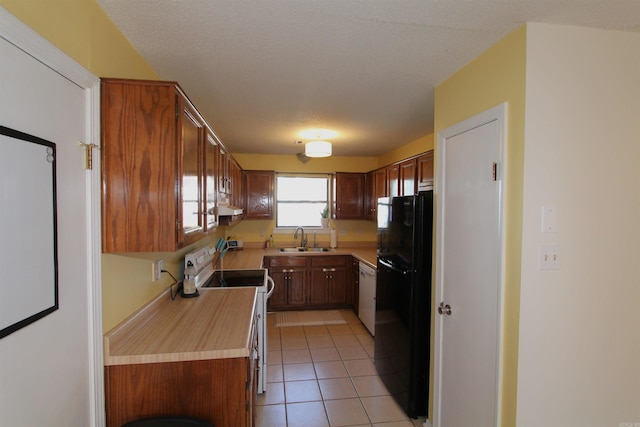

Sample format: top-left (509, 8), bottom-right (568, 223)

top-left (305, 140), bottom-right (332, 158)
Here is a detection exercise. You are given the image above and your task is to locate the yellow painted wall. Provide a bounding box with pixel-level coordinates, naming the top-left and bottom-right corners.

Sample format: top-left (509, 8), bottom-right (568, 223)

top-left (0, 0), bottom-right (158, 79)
top-left (377, 133), bottom-right (434, 167)
top-left (516, 24), bottom-right (640, 424)
top-left (234, 153), bottom-right (378, 173)
top-left (0, 0), bottom-right (195, 332)
top-left (232, 153), bottom-right (378, 244)
top-left (1, 0), bottom-right (430, 331)
top-left (434, 25), bottom-right (526, 426)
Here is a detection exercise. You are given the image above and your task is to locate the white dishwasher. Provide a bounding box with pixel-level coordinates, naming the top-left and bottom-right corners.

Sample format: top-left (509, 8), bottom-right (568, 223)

top-left (358, 262), bottom-right (376, 335)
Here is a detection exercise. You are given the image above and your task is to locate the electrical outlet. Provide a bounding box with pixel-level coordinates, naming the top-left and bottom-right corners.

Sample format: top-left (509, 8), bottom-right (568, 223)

top-left (538, 246), bottom-right (560, 270)
top-left (152, 259), bottom-right (163, 281)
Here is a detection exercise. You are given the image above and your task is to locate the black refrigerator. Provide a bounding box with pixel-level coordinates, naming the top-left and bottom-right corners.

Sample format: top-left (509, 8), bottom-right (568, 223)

top-left (374, 191), bottom-right (433, 418)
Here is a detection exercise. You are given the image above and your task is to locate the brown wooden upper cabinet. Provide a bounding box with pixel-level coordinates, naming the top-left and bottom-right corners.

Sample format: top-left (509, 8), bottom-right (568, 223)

top-left (218, 145), bottom-right (230, 195)
top-left (333, 172), bottom-right (365, 219)
top-left (365, 168), bottom-right (387, 221)
top-left (101, 78), bottom-right (213, 252)
top-left (244, 170), bottom-right (275, 219)
top-left (417, 151), bottom-right (434, 192)
top-left (363, 150), bottom-right (434, 222)
top-left (229, 157), bottom-right (244, 210)
top-left (386, 163), bottom-right (400, 198)
top-left (180, 98), bottom-right (205, 238)
top-left (399, 157), bottom-right (417, 196)
top-left (203, 129), bottom-right (219, 231)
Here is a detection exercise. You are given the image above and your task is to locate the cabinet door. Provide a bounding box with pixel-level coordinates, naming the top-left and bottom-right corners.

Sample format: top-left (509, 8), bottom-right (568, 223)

top-left (101, 80), bottom-right (179, 253)
top-left (399, 158), bottom-right (417, 196)
top-left (309, 268), bottom-right (329, 306)
top-left (387, 163), bottom-right (400, 197)
top-left (327, 266), bottom-right (348, 305)
top-left (365, 171), bottom-right (375, 221)
top-left (333, 172), bottom-right (365, 219)
top-left (244, 170), bottom-right (274, 219)
top-left (218, 145), bottom-right (230, 195)
top-left (178, 96), bottom-right (205, 246)
top-left (265, 256), bottom-right (308, 309)
top-left (266, 269), bottom-right (288, 310)
top-left (246, 323), bottom-right (258, 427)
top-left (365, 168), bottom-right (386, 221)
top-left (287, 268), bottom-right (307, 307)
top-left (309, 256), bottom-right (349, 308)
top-left (417, 151), bottom-right (434, 191)
top-left (203, 129), bottom-right (219, 231)
top-left (308, 266), bottom-right (349, 307)
top-left (229, 158), bottom-right (243, 209)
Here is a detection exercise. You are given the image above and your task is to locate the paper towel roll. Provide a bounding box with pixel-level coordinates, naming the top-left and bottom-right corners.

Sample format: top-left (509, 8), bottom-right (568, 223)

top-left (330, 228), bottom-right (337, 248)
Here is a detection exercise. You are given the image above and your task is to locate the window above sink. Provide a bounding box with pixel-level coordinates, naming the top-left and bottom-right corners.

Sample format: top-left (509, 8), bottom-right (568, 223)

top-left (276, 174), bottom-right (330, 228)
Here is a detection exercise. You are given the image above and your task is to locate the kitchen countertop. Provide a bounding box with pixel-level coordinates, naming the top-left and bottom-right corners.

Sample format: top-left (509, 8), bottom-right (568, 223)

top-left (218, 245), bottom-right (378, 270)
top-left (103, 287), bottom-right (257, 366)
top-left (103, 244), bottom-right (377, 366)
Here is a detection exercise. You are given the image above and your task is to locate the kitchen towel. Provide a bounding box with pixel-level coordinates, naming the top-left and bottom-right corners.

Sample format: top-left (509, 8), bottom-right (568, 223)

top-left (330, 228), bottom-right (337, 248)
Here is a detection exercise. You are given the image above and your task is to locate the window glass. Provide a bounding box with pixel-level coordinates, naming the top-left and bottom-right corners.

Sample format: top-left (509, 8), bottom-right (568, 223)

top-left (277, 176), bottom-right (329, 227)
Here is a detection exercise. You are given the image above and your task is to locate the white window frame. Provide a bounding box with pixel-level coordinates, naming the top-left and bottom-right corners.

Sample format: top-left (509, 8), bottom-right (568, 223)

top-left (272, 173), bottom-right (333, 234)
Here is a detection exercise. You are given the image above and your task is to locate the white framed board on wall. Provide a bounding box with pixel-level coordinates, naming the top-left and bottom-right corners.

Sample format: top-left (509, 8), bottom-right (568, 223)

top-left (0, 125), bottom-right (58, 338)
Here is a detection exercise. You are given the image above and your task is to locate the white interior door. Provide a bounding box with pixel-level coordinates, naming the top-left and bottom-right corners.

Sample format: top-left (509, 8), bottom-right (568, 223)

top-left (1, 9), bottom-right (103, 427)
top-left (433, 104), bottom-right (505, 427)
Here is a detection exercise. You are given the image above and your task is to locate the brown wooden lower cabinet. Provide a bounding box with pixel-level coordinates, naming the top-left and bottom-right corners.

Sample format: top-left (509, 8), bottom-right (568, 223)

top-left (265, 255), bottom-right (354, 311)
top-left (105, 357), bottom-right (256, 427)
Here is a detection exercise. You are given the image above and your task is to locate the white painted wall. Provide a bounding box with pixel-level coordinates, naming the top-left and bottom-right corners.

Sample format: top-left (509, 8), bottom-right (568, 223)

top-left (0, 8), bottom-right (103, 427)
top-left (517, 24), bottom-right (640, 426)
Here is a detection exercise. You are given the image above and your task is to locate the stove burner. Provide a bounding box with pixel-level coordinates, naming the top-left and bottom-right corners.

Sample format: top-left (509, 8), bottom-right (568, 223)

top-left (201, 269), bottom-right (267, 288)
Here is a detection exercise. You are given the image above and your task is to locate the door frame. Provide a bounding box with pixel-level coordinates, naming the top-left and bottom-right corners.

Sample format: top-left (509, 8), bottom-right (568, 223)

top-left (432, 103), bottom-right (507, 427)
top-left (1, 7), bottom-right (104, 426)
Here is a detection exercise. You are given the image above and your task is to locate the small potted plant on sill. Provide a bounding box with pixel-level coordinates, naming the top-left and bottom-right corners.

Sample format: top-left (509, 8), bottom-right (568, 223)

top-left (320, 205), bottom-right (330, 228)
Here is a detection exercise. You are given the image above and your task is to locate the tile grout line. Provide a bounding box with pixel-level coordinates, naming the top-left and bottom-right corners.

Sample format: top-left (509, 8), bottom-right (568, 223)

top-left (265, 312), bottom-right (414, 427)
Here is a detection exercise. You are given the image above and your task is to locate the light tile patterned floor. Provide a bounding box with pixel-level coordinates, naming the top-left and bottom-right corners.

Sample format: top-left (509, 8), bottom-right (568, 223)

top-left (257, 310), bottom-right (427, 427)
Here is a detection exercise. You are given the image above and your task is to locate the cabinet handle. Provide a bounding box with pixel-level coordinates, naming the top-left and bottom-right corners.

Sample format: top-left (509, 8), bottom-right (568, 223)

top-left (322, 268), bottom-right (336, 272)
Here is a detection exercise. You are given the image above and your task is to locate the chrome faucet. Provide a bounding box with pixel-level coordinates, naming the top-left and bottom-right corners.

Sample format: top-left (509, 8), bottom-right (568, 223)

top-left (294, 226), bottom-right (307, 248)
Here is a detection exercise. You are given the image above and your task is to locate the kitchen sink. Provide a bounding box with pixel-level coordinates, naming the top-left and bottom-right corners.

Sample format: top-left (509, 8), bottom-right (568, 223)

top-left (278, 247), bottom-right (305, 252)
top-left (278, 247), bottom-right (333, 253)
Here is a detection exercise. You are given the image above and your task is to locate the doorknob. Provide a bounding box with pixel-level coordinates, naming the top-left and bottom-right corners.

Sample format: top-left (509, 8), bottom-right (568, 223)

top-left (438, 302), bottom-right (452, 315)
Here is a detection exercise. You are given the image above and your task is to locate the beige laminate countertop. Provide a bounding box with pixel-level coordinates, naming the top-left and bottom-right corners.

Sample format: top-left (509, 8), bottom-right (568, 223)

top-left (103, 245), bottom-right (376, 366)
top-left (218, 246), bottom-right (378, 270)
top-left (104, 287), bottom-right (257, 366)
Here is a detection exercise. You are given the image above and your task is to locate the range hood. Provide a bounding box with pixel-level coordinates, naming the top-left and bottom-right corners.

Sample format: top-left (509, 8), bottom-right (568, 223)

top-left (218, 204), bottom-right (243, 216)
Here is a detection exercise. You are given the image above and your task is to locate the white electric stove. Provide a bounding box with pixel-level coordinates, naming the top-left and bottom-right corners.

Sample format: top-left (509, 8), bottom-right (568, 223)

top-left (183, 245), bottom-right (274, 393)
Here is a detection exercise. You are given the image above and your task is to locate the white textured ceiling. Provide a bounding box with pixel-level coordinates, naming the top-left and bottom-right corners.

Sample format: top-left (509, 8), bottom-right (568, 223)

top-left (96, 0), bottom-right (640, 157)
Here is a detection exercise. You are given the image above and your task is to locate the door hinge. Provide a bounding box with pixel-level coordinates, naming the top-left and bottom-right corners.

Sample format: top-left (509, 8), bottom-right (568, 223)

top-left (492, 162), bottom-right (498, 181)
top-left (78, 141), bottom-right (99, 170)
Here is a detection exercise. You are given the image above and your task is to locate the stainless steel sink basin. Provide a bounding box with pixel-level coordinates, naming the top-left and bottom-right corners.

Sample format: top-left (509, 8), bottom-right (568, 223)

top-left (279, 247), bottom-right (305, 253)
top-left (278, 247), bottom-right (333, 253)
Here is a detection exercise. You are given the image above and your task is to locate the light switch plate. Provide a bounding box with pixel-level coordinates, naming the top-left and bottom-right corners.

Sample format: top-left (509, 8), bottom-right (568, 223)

top-left (538, 245), bottom-right (560, 270)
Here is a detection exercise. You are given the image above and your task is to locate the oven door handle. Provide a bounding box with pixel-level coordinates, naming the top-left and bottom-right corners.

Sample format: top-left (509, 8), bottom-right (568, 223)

top-left (266, 275), bottom-right (275, 299)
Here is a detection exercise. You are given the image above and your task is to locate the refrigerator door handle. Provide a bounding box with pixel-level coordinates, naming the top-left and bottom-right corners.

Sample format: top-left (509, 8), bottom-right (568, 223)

top-left (378, 258), bottom-right (409, 275)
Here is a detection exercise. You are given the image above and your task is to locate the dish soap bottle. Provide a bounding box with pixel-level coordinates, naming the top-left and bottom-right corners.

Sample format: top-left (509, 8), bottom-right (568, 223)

top-left (269, 235), bottom-right (274, 248)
